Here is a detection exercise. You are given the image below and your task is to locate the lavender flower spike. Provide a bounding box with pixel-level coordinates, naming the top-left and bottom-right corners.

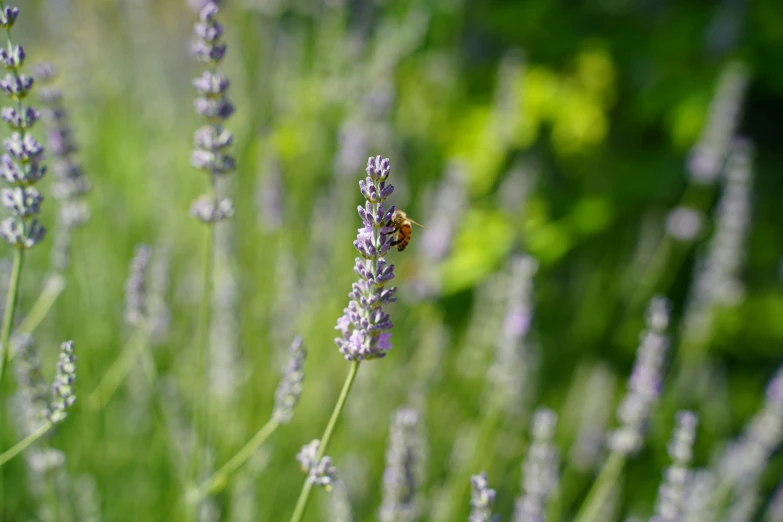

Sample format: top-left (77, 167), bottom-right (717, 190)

top-left (335, 156), bottom-right (397, 361)
top-left (609, 296), bottom-right (670, 455)
top-left (297, 439), bottom-right (337, 491)
top-left (0, 5), bottom-right (47, 249)
top-left (379, 408), bottom-right (425, 522)
top-left (190, 1), bottom-right (235, 223)
top-left (719, 365), bottom-right (783, 491)
top-left (46, 341), bottom-right (76, 424)
top-left (650, 411), bottom-right (698, 522)
top-left (469, 472), bottom-right (498, 522)
top-left (514, 408), bottom-right (559, 522)
top-left (272, 336), bottom-right (306, 424)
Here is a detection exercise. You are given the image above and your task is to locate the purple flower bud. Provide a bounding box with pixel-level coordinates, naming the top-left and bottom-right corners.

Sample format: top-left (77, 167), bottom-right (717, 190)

top-left (0, 44), bottom-right (25, 69)
top-left (1, 186), bottom-right (42, 216)
top-left (0, 7), bottom-right (19, 30)
top-left (193, 70), bottom-right (230, 96)
top-left (194, 96), bottom-right (235, 121)
top-left (0, 73), bottom-right (33, 98)
top-left (470, 472), bottom-right (497, 522)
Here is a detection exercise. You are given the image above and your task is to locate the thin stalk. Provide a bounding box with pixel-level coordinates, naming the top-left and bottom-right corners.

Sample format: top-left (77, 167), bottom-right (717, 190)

top-left (16, 273), bottom-right (66, 336)
top-left (190, 418), bottom-right (279, 500)
top-left (85, 329), bottom-right (147, 411)
top-left (289, 360), bottom-right (361, 522)
top-left (0, 248), bottom-right (24, 386)
top-left (572, 451), bottom-right (626, 522)
top-left (0, 421), bottom-right (51, 468)
top-left (189, 184), bottom-right (216, 495)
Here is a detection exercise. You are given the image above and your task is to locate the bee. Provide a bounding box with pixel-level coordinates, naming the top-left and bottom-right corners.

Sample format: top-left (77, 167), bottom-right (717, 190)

top-left (388, 209), bottom-right (426, 252)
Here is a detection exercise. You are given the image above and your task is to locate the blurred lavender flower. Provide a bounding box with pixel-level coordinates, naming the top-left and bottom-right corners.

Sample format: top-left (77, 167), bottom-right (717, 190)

top-left (681, 470), bottom-right (716, 522)
top-left (650, 411), bottom-right (698, 522)
top-left (46, 340), bottom-right (76, 424)
top-left (682, 139), bottom-right (753, 350)
top-left (334, 120), bottom-right (369, 177)
top-left (568, 364), bottom-right (616, 471)
top-left (469, 472), bottom-right (498, 522)
top-left (34, 63), bottom-right (90, 271)
top-left (255, 153), bottom-right (284, 232)
top-left (146, 247), bottom-right (171, 344)
top-left (0, 6), bottom-right (47, 249)
top-left (12, 334), bottom-right (49, 433)
top-left (329, 478), bottom-right (353, 522)
top-left (334, 156), bottom-right (397, 361)
top-left (297, 439), bottom-right (337, 491)
top-left (420, 161), bottom-right (466, 264)
top-left (190, 1), bottom-right (235, 224)
top-left (609, 296), bottom-right (670, 455)
top-left (125, 244), bottom-right (152, 328)
top-left (272, 336), bottom-right (306, 424)
top-left (513, 408), bottom-right (559, 522)
top-left (719, 366), bottom-right (783, 492)
top-left (379, 407), bottom-right (425, 522)
top-left (490, 255), bottom-right (538, 416)
top-left (73, 475), bottom-right (102, 522)
top-left (687, 61), bottom-right (748, 184)
top-left (765, 482), bottom-right (783, 522)
top-left (665, 206), bottom-right (703, 242)
top-left (725, 486), bottom-right (760, 522)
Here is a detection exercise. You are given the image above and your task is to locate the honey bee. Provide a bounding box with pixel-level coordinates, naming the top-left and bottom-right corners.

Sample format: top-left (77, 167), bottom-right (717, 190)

top-left (388, 209), bottom-right (426, 252)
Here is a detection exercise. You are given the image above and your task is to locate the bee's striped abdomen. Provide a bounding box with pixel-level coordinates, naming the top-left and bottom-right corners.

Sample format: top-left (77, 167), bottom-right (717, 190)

top-left (396, 222), bottom-right (412, 251)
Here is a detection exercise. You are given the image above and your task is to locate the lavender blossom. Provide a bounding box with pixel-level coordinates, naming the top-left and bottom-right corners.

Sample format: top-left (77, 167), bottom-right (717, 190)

top-left (650, 411), bottom-right (698, 522)
top-left (0, 6), bottom-right (46, 249)
top-left (190, 1), bottom-right (235, 224)
top-left (764, 482), bottom-right (783, 522)
top-left (489, 255), bottom-right (538, 415)
top-left (334, 155), bottom-right (397, 361)
top-left (272, 336), bottom-right (306, 424)
top-left (719, 365), bottom-right (783, 491)
top-left (329, 479), bottom-right (353, 522)
top-left (124, 244), bottom-right (152, 328)
top-left (12, 334), bottom-right (49, 433)
top-left (609, 296), bottom-right (670, 455)
top-left (687, 61), bottom-right (748, 184)
top-left (681, 470), bottom-right (716, 522)
top-left (469, 472), bottom-right (498, 522)
top-left (513, 408), bottom-right (559, 522)
top-left (379, 408), bottom-right (425, 522)
top-left (682, 139), bottom-right (753, 349)
top-left (665, 206), bottom-right (703, 242)
top-left (297, 439), bottom-right (337, 491)
top-left (420, 161), bottom-right (466, 264)
top-left (569, 364), bottom-right (616, 471)
top-left (46, 341), bottom-right (76, 424)
top-left (34, 63), bottom-right (90, 271)
top-left (255, 153), bottom-right (284, 232)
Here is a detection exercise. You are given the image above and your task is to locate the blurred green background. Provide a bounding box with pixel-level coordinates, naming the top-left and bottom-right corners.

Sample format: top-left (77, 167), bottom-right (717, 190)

top-left (2, 0), bottom-right (783, 520)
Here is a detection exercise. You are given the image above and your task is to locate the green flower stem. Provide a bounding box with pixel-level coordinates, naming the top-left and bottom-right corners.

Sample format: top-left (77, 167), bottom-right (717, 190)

top-left (572, 451), bottom-right (626, 522)
top-left (0, 421), bottom-right (51, 468)
top-left (85, 330), bottom-right (147, 411)
top-left (15, 273), bottom-right (66, 337)
top-left (289, 360), bottom-right (361, 522)
top-left (0, 247), bottom-right (24, 387)
top-left (189, 418), bottom-right (279, 501)
top-left (190, 192), bottom-right (216, 492)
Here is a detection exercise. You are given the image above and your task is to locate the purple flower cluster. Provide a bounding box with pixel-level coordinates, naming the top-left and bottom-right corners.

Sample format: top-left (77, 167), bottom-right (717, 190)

top-left (272, 336), bottom-right (306, 424)
top-left (651, 411), bottom-right (698, 522)
top-left (379, 408), bottom-right (425, 522)
top-left (34, 63), bottom-right (91, 271)
top-left (296, 439), bottom-right (337, 491)
top-left (190, 1), bottom-right (234, 224)
top-left (0, 6), bottom-right (46, 249)
top-left (334, 156), bottom-right (397, 361)
top-left (514, 408), bottom-right (559, 522)
top-left (609, 296), bottom-right (670, 455)
top-left (720, 365), bottom-right (783, 490)
top-left (469, 472), bottom-right (498, 522)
